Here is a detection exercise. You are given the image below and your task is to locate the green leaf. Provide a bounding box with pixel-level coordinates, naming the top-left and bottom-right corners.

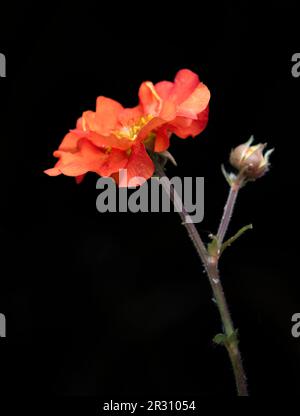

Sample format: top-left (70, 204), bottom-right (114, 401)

top-left (213, 333), bottom-right (227, 345)
top-left (221, 224), bottom-right (253, 254)
top-left (213, 330), bottom-right (239, 347)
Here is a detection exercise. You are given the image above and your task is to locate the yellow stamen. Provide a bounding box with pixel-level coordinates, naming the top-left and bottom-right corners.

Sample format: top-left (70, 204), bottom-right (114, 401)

top-left (113, 114), bottom-right (154, 141)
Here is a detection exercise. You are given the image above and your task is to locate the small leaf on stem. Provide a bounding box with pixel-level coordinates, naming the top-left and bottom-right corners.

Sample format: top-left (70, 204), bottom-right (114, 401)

top-left (213, 330), bottom-right (239, 347)
top-left (221, 224), bottom-right (253, 254)
top-left (213, 333), bottom-right (227, 345)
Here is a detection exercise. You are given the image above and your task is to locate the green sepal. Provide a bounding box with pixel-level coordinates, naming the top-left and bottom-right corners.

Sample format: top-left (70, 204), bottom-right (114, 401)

top-left (221, 164), bottom-right (236, 186)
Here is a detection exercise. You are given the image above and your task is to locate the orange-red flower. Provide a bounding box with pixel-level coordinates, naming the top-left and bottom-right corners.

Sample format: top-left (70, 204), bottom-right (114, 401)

top-left (45, 69), bottom-right (210, 186)
top-left (138, 69), bottom-right (210, 152)
top-left (45, 100), bottom-right (157, 186)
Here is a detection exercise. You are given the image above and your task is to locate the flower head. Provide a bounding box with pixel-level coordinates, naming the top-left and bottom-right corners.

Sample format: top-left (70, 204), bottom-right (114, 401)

top-left (45, 100), bottom-right (157, 186)
top-left (45, 69), bottom-right (210, 186)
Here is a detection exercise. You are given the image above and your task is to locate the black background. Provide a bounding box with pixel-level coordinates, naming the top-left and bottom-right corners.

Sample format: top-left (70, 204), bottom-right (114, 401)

top-left (0, 1), bottom-right (299, 398)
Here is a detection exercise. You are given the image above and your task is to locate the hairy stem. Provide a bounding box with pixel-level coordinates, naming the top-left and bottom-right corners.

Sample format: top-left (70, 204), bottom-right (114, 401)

top-left (155, 164), bottom-right (248, 396)
top-left (217, 177), bottom-right (244, 246)
top-left (207, 258), bottom-right (248, 396)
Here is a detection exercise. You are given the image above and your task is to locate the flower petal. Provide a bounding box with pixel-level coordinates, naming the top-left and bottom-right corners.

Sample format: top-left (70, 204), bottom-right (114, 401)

top-left (86, 130), bottom-right (133, 150)
top-left (155, 81), bottom-right (174, 100)
top-left (58, 131), bottom-right (84, 152)
top-left (45, 138), bottom-right (108, 177)
top-left (44, 166), bottom-right (62, 176)
top-left (169, 106), bottom-right (209, 138)
top-left (169, 69), bottom-right (200, 104)
top-left (97, 148), bottom-right (128, 177)
top-left (177, 83), bottom-right (210, 119)
top-left (119, 143), bottom-right (154, 187)
top-left (76, 117), bottom-right (84, 130)
top-left (136, 116), bottom-right (165, 143)
top-left (118, 106), bottom-right (143, 126)
top-left (83, 97), bottom-right (124, 136)
top-left (70, 128), bottom-right (132, 151)
top-left (75, 174), bottom-right (86, 184)
top-left (138, 81), bottom-right (162, 115)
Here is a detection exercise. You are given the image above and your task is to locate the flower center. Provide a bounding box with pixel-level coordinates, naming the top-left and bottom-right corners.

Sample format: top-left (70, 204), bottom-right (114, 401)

top-left (113, 114), bottom-right (153, 141)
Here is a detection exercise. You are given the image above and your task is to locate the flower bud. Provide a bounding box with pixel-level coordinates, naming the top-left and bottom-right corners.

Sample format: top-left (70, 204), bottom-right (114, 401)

top-left (229, 136), bottom-right (274, 179)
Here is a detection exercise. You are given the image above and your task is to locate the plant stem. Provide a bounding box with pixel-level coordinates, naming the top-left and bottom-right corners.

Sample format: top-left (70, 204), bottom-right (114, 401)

top-left (155, 164), bottom-right (248, 396)
top-left (217, 177), bottom-right (244, 246)
top-left (156, 174), bottom-right (207, 266)
top-left (207, 258), bottom-right (248, 396)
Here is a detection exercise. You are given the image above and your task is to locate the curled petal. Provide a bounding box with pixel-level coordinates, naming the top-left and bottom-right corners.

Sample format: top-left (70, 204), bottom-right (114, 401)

top-left (58, 131), bottom-right (84, 152)
top-left (177, 83), bottom-right (211, 119)
top-left (44, 166), bottom-right (63, 176)
top-left (153, 81), bottom-right (177, 121)
top-left (168, 69), bottom-right (200, 104)
top-left (169, 106), bottom-right (209, 138)
top-left (83, 97), bottom-right (124, 136)
top-left (44, 138), bottom-right (108, 177)
top-left (138, 81), bottom-right (162, 115)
